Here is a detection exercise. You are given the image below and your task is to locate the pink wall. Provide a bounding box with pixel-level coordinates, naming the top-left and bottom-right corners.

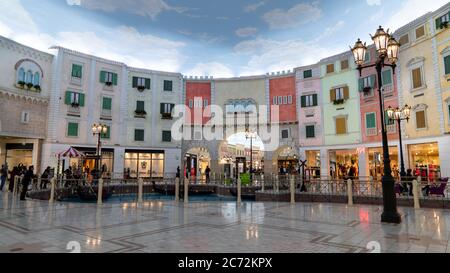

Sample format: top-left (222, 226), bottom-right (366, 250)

top-left (297, 67), bottom-right (322, 146)
top-left (359, 46), bottom-right (399, 143)
top-left (269, 76), bottom-right (297, 123)
top-left (185, 81), bottom-right (211, 125)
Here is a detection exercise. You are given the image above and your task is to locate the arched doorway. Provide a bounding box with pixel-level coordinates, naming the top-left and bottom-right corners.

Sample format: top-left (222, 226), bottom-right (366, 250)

top-left (184, 147), bottom-right (211, 183)
top-left (272, 146), bottom-right (299, 174)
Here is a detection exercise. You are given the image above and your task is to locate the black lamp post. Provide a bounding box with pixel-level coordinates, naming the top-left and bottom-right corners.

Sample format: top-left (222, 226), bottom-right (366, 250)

top-left (386, 105), bottom-right (412, 178)
top-left (92, 123), bottom-right (108, 177)
top-left (246, 130), bottom-right (257, 183)
top-left (351, 26), bottom-right (402, 224)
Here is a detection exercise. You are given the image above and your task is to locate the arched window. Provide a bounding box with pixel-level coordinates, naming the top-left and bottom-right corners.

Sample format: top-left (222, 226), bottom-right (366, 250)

top-left (27, 70), bottom-right (33, 84)
top-left (33, 72), bottom-right (40, 86)
top-left (18, 68), bottom-right (25, 82)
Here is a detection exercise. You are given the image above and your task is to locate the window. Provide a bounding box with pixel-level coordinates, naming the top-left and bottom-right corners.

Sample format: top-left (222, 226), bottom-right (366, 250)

top-left (301, 94), bottom-right (318, 107)
top-left (101, 126), bottom-right (111, 139)
top-left (102, 97), bottom-right (112, 110)
top-left (448, 104), bottom-right (450, 124)
top-left (365, 113), bottom-right (376, 129)
top-left (303, 69), bottom-right (312, 78)
top-left (382, 69), bottom-right (392, 85)
top-left (359, 75), bottom-right (376, 92)
top-left (189, 99), bottom-right (193, 108)
top-left (100, 71), bottom-right (118, 85)
top-left (132, 77), bottom-right (151, 90)
top-left (67, 122), bottom-right (79, 137)
top-left (306, 125), bottom-right (315, 138)
top-left (288, 95), bottom-right (292, 104)
top-left (18, 68), bottom-right (25, 82)
top-left (160, 103), bottom-right (175, 118)
top-left (136, 101), bottom-right (145, 112)
top-left (283, 96), bottom-right (287, 104)
top-left (203, 99), bottom-right (208, 107)
top-left (33, 72), bottom-right (40, 86)
top-left (436, 12), bottom-right (450, 29)
top-left (444, 55), bottom-right (450, 75)
top-left (26, 70), bottom-right (33, 84)
top-left (278, 96), bottom-right (282, 105)
top-left (330, 87), bottom-right (349, 102)
top-left (272, 97), bottom-right (277, 105)
top-left (364, 52), bottom-right (371, 63)
top-left (415, 110), bottom-right (426, 129)
top-left (163, 80), bottom-right (173, 91)
top-left (162, 131), bottom-right (172, 142)
top-left (399, 34), bottom-right (409, 46)
top-left (64, 91), bottom-right (85, 107)
top-left (134, 129), bottom-right (144, 141)
top-left (281, 129), bottom-right (289, 139)
top-left (335, 117), bottom-right (347, 135)
top-left (21, 111), bottom-right (30, 124)
top-left (72, 64), bottom-right (82, 79)
top-left (415, 26), bottom-right (425, 39)
top-left (341, 59), bottom-right (349, 70)
top-left (326, 63), bottom-right (335, 74)
top-left (411, 67), bottom-right (423, 89)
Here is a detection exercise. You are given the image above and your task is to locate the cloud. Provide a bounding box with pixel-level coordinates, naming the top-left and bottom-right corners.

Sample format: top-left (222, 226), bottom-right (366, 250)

top-left (235, 27), bottom-right (258, 37)
top-left (262, 2), bottom-right (322, 29)
top-left (183, 62), bottom-right (235, 78)
top-left (244, 1), bottom-right (266, 13)
top-left (367, 0), bottom-right (381, 6)
top-left (66, 0), bottom-right (188, 20)
top-left (387, 0), bottom-right (449, 31)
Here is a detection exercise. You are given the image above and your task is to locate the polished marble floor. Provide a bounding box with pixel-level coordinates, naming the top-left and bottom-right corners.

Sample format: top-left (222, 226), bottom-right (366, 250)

top-left (0, 192), bottom-right (449, 253)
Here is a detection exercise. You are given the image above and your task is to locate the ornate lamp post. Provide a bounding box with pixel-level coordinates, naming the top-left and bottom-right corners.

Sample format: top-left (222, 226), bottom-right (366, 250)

top-left (245, 130), bottom-right (257, 183)
top-left (92, 123), bottom-right (108, 176)
top-left (351, 26), bottom-right (402, 224)
top-left (386, 105), bottom-right (412, 178)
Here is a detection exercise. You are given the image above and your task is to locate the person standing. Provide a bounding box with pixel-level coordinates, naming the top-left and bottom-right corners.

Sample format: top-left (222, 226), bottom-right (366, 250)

top-left (40, 167), bottom-right (51, 189)
top-left (205, 166), bottom-right (211, 183)
top-left (20, 166), bottom-right (34, 201)
top-left (0, 164), bottom-right (7, 191)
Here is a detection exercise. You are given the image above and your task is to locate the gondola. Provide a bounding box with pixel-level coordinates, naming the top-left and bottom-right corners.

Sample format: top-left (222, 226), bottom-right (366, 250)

top-left (153, 184), bottom-right (215, 196)
top-left (229, 188), bottom-right (256, 201)
top-left (77, 185), bottom-right (114, 201)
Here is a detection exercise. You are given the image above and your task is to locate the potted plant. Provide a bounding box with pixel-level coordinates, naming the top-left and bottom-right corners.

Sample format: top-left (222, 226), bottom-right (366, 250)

top-left (17, 81), bottom-right (25, 88)
top-left (34, 85), bottom-right (41, 91)
top-left (441, 21), bottom-right (448, 29)
top-left (105, 81), bottom-right (113, 86)
top-left (71, 102), bottom-right (80, 108)
top-left (134, 109), bottom-right (147, 117)
top-left (333, 99), bottom-right (345, 105)
top-left (137, 85), bottom-right (145, 91)
top-left (161, 112), bottom-right (172, 119)
top-left (26, 82), bottom-right (33, 89)
top-left (363, 86), bottom-right (372, 96)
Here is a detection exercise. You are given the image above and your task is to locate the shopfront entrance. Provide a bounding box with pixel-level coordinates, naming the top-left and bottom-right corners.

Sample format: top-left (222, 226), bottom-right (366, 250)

top-left (124, 150), bottom-right (165, 179)
top-left (329, 149), bottom-right (359, 179)
top-left (70, 147), bottom-right (114, 178)
top-left (5, 143), bottom-right (33, 168)
top-left (408, 142), bottom-right (440, 181)
top-left (367, 146), bottom-right (399, 180)
top-left (305, 150), bottom-right (321, 179)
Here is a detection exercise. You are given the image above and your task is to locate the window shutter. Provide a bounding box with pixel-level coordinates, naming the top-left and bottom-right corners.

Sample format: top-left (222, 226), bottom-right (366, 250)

top-left (100, 71), bottom-right (106, 83)
top-left (343, 86), bottom-right (350, 99)
top-left (162, 131), bottom-right (172, 142)
top-left (101, 126), bottom-right (111, 139)
top-left (103, 97), bottom-right (112, 110)
top-left (366, 113), bottom-right (376, 128)
top-left (382, 70), bottom-right (392, 85)
top-left (312, 94), bottom-right (318, 106)
top-left (412, 68), bottom-right (422, 89)
top-left (68, 123), bottom-right (78, 137)
top-left (273, 97), bottom-right (277, 105)
top-left (112, 73), bottom-right (118, 85)
top-left (145, 78), bottom-right (151, 89)
top-left (336, 118), bottom-right (346, 134)
top-left (160, 103), bottom-right (164, 114)
top-left (132, 77), bottom-right (138, 88)
top-left (65, 91), bottom-right (72, 105)
top-left (300, 96), bottom-right (306, 107)
top-left (79, 93), bottom-right (85, 107)
top-left (306, 125), bottom-right (315, 138)
top-left (416, 111), bottom-right (426, 128)
top-left (330, 89), bottom-right (336, 102)
top-left (444, 55), bottom-right (450, 75)
top-left (369, 75), bottom-right (376, 88)
top-left (136, 101), bottom-right (145, 111)
top-left (436, 17), bottom-right (442, 29)
top-left (170, 103), bottom-right (175, 113)
top-left (358, 78), bottom-right (364, 92)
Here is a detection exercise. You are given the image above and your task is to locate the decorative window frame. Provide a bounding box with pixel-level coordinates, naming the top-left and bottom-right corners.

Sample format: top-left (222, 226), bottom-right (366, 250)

top-left (407, 57), bottom-right (426, 92)
top-left (304, 123), bottom-right (316, 139)
top-left (66, 120), bottom-right (80, 138)
top-left (440, 46), bottom-right (450, 77)
top-left (414, 25), bottom-right (426, 41)
top-left (445, 97), bottom-right (450, 125)
top-left (412, 103), bottom-right (428, 131)
top-left (365, 112), bottom-right (377, 136)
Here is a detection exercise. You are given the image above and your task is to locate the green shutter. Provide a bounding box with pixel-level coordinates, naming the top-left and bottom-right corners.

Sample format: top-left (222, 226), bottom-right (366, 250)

top-left (301, 96), bottom-right (306, 107)
top-left (303, 70), bottom-right (312, 78)
top-left (101, 126), bottom-right (110, 139)
top-left (162, 131), bottom-right (171, 142)
top-left (366, 113), bottom-right (376, 128)
top-left (67, 123), bottom-right (78, 137)
top-left (79, 93), bottom-right (85, 107)
top-left (164, 80), bottom-right (172, 91)
top-left (112, 73), bottom-right (118, 85)
top-left (100, 71), bottom-right (106, 83)
top-left (72, 64), bottom-right (82, 78)
top-left (312, 94), bottom-right (318, 106)
top-left (306, 125), bottom-right (315, 138)
top-left (103, 97), bottom-right (112, 110)
top-left (444, 55), bottom-right (450, 75)
top-left (436, 17), bottom-right (442, 29)
top-left (358, 78), bottom-right (364, 92)
top-left (65, 91), bottom-right (72, 105)
top-left (135, 129), bottom-right (144, 141)
top-left (132, 77), bottom-right (138, 88)
top-left (160, 103), bottom-right (164, 114)
top-left (145, 78), bottom-right (151, 89)
top-left (136, 101), bottom-right (145, 111)
top-left (370, 75), bottom-right (376, 88)
top-left (382, 70), bottom-right (392, 85)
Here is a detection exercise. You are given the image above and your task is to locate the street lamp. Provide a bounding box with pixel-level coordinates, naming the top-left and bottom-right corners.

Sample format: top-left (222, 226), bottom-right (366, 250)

top-left (245, 130), bottom-right (257, 183)
top-left (387, 105), bottom-right (412, 178)
top-left (351, 26), bottom-right (401, 224)
top-left (92, 123), bottom-right (108, 177)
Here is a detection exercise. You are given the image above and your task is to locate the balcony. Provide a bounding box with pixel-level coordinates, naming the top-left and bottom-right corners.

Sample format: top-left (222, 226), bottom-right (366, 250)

top-left (383, 84), bottom-right (394, 95)
top-left (67, 104), bottom-right (80, 116)
top-left (101, 109), bottom-right (112, 120)
top-left (386, 124), bottom-right (397, 134)
top-left (332, 99), bottom-right (346, 105)
top-left (134, 110), bottom-right (147, 119)
top-left (366, 127), bottom-right (378, 136)
top-left (161, 113), bottom-right (173, 120)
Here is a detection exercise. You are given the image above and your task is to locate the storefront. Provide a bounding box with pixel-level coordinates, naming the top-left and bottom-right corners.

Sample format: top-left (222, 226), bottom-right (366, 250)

top-left (125, 150), bottom-right (165, 178)
top-left (4, 143), bottom-right (33, 168)
top-left (367, 147), bottom-right (399, 180)
top-left (305, 150), bottom-right (321, 178)
top-left (329, 149), bottom-right (359, 179)
top-left (70, 147), bottom-right (114, 177)
top-left (408, 142), bottom-right (440, 181)
top-left (185, 153), bottom-right (198, 178)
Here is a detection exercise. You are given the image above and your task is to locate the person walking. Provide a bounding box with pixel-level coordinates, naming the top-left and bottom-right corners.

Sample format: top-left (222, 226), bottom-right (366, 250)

top-left (0, 164), bottom-right (8, 191)
top-left (20, 166), bottom-right (34, 201)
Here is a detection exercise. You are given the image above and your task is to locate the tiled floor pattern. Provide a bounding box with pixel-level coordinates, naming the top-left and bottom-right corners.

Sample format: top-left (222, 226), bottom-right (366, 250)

top-left (0, 192), bottom-right (449, 253)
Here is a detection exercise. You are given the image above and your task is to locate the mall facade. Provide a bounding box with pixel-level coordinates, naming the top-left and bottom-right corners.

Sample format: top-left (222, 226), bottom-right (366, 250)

top-left (0, 3), bottom-right (449, 180)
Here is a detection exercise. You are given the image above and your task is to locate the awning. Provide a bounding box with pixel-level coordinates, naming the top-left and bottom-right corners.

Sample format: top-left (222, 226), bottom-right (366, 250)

top-left (56, 147), bottom-right (85, 158)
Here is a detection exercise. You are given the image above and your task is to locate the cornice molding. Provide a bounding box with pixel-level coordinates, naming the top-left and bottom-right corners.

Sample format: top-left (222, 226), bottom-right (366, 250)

top-left (0, 35), bottom-right (53, 63)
